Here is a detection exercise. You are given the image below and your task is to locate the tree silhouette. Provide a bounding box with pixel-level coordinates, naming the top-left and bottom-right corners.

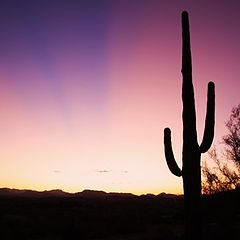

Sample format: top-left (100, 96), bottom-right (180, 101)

top-left (163, 11), bottom-right (215, 240)
top-left (223, 104), bottom-right (240, 165)
top-left (202, 104), bottom-right (240, 194)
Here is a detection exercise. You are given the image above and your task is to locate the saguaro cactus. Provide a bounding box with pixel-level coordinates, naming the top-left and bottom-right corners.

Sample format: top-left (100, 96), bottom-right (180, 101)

top-left (164, 11), bottom-right (215, 240)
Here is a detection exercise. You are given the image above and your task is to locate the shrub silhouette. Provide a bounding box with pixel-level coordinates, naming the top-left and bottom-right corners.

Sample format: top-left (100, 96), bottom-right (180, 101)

top-left (163, 11), bottom-right (215, 240)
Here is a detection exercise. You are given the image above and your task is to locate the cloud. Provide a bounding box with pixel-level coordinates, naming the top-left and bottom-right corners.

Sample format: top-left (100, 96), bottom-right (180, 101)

top-left (96, 169), bottom-right (110, 173)
top-left (95, 169), bottom-right (128, 174)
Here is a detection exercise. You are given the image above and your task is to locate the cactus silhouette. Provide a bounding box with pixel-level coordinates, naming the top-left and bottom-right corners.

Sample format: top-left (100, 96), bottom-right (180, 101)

top-left (164, 11), bottom-right (215, 240)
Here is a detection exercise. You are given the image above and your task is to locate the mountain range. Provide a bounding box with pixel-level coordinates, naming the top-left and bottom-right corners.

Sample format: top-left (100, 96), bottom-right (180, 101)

top-left (0, 187), bottom-right (179, 199)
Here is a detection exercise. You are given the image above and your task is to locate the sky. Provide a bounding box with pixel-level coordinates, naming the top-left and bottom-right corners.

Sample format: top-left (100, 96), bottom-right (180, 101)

top-left (0, 0), bottom-right (239, 195)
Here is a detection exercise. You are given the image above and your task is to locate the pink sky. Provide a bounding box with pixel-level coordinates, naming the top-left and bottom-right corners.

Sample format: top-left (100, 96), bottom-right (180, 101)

top-left (0, 0), bottom-right (239, 194)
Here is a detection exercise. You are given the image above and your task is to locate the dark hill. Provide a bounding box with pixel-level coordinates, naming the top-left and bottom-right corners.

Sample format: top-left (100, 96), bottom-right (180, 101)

top-left (0, 187), bottom-right (178, 199)
top-left (0, 188), bottom-right (239, 239)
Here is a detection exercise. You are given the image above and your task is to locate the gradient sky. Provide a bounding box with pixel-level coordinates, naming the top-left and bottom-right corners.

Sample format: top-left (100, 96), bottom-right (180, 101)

top-left (0, 0), bottom-right (239, 195)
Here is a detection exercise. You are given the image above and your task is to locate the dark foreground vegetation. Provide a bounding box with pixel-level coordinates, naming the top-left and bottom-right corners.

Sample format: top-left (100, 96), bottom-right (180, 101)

top-left (0, 188), bottom-right (239, 240)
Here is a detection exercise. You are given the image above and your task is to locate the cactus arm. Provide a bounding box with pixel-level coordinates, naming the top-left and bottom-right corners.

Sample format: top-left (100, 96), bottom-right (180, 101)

top-left (164, 128), bottom-right (182, 177)
top-left (199, 81), bottom-right (215, 153)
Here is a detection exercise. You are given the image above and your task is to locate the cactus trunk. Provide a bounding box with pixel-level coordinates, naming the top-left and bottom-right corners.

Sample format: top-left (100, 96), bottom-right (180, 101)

top-left (164, 11), bottom-right (215, 240)
top-left (183, 152), bottom-right (202, 239)
top-left (182, 11), bottom-right (202, 239)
